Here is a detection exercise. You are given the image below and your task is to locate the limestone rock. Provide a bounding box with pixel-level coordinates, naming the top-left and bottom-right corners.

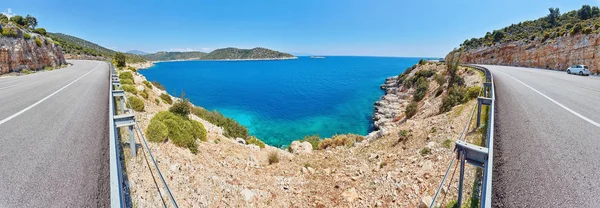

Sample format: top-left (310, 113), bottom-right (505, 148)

top-left (342, 188), bottom-right (359, 202)
top-left (419, 195), bottom-right (432, 208)
top-left (289, 141), bottom-right (313, 154)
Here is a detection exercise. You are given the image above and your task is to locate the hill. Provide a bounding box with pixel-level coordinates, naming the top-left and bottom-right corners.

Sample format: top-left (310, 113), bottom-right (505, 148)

top-left (47, 33), bottom-right (146, 63)
top-left (201, 47), bottom-right (295, 60)
top-left (143, 51), bottom-right (207, 61)
top-left (451, 5), bottom-right (600, 74)
top-left (127, 50), bottom-right (148, 55)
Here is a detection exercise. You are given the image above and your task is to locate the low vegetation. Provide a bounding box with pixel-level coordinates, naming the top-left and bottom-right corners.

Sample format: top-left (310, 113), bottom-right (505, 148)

top-left (143, 80), bottom-right (153, 89)
top-left (317, 134), bottom-right (364, 150)
top-left (300, 135), bottom-right (321, 150)
top-left (191, 106), bottom-right (249, 139)
top-left (405, 102), bottom-right (418, 119)
top-left (160, 93), bottom-right (173, 104)
top-left (146, 111), bottom-right (207, 153)
top-left (245, 136), bottom-right (266, 149)
top-left (152, 81), bottom-right (165, 90)
top-left (268, 151), bottom-right (279, 165)
top-left (127, 96), bottom-right (145, 112)
top-left (122, 85), bottom-right (137, 95)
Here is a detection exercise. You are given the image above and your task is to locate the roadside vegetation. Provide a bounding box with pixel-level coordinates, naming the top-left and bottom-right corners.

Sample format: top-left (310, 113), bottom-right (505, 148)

top-left (460, 5), bottom-right (600, 50)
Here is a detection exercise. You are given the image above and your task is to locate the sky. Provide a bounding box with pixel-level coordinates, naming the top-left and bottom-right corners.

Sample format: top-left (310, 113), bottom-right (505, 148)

top-left (1, 0), bottom-right (597, 57)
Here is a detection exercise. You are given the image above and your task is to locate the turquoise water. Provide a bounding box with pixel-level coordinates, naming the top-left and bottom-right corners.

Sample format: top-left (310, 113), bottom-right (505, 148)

top-left (140, 56), bottom-right (420, 147)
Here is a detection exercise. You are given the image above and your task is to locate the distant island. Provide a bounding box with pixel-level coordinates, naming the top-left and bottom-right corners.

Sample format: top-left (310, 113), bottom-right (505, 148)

top-left (143, 47), bottom-right (296, 61)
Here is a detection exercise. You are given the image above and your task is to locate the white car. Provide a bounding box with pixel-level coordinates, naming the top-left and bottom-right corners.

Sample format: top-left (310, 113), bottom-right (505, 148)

top-left (566, 65), bottom-right (590, 76)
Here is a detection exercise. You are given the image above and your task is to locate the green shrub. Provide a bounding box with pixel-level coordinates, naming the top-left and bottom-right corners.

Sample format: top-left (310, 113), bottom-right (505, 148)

top-left (464, 86), bottom-right (481, 102)
top-left (34, 28), bottom-right (46, 35)
top-left (34, 36), bottom-right (42, 47)
top-left (127, 96), bottom-right (145, 111)
top-left (415, 69), bottom-right (435, 78)
top-left (146, 120), bottom-right (169, 142)
top-left (21, 69), bottom-right (33, 74)
top-left (190, 120), bottom-right (207, 142)
top-left (191, 107), bottom-right (249, 139)
top-left (440, 87), bottom-right (467, 113)
top-left (418, 59), bottom-right (426, 65)
top-left (122, 84), bottom-right (137, 95)
top-left (127, 66), bottom-right (137, 72)
top-left (139, 91), bottom-right (148, 99)
top-left (152, 81), bottom-right (165, 90)
top-left (169, 97), bottom-right (191, 117)
top-left (151, 111), bottom-right (204, 153)
top-left (413, 77), bottom-right (429, 102)
top-left (23, 33), bottom-right (31, 39)
top-left (114, 52), bottom-right (126, 67)
top-left (420, 147), bottom-right (431, 156)
top-left (443, 139), bottom-right (453, 149)
top-left (300, 135), bottom-right (321, 150)
top-left (1, 27), bottom-right (18, 37)
top-left (570, 23), bottom-right (583, 35)
top-left (434, 74), bottom-right (445, 86)
top-left (154, 98), bottom-right (160, 105)
top-left (405, 102), bottom-right (418, 119)
top-left (583, 27), bottom-right (593, 34)
top-left (268, 151), bottom-right (279, 165)
top-left (120, 78), bottom-right (134, 85)
top-left (160, 93), bottom-right (173, 104)
top-left (246, 136), bottom-right (265, 148)
top-left (44, 66), bottom-right (52, 71)
top-left (119, 71), bottom-right (134, 80)
top-left (143, 80), bottom-right (153, 89)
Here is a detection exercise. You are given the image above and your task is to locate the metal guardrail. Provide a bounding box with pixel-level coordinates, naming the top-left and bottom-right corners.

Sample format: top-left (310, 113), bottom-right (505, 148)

top-left (108, 63), bottom-right (179, 208)
top-left (429, 64), bottom-right (495, 208)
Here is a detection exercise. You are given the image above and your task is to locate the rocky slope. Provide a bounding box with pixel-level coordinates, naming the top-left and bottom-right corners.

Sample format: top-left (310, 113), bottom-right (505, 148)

top-left (121, 62), bottom-right (484, 207)
top-left (0, 23), bottom-right (66, 74)
top-left (456, 33), bottom-right (600, 74)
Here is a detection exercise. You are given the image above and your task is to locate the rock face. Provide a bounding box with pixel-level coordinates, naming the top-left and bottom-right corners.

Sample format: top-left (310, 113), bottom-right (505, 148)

top-left (456, 33), bottom-right (600, 74)
top-left (0, 24), bottom-right (66, 74)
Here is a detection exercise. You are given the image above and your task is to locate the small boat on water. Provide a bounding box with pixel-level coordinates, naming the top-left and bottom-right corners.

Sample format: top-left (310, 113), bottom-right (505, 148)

top-left (310, 56), bottom-right (326, 59)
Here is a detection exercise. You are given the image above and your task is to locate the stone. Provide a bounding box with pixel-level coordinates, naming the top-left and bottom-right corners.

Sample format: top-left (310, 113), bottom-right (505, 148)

top-left (240, 188), bottom-right (255, 202)
top-left (289, 141), bottom-right (313, 154)
top-left (419, 195), bottom-right (433, 208)
top-left (342, 188), bottom-right (359, 202)
top-left (235, 138), bottom-right (246, 145)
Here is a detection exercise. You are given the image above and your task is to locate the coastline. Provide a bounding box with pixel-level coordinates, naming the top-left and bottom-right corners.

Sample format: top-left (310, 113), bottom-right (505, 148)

top-left (132, 56), bottom-right (298, 70)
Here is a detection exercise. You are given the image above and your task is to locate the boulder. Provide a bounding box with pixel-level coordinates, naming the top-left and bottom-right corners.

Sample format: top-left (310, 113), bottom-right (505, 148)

top-left (289, 141), bottom-right (313, 154)
top-left (342, 188), bottom-right (359, 202)
top-left (419, 195), bottom-right (433, 208)
top-left (240, 188), bottom-right (255, 202)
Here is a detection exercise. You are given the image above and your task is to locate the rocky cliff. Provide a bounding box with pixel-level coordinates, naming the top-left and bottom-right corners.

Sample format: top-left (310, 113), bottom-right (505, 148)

top-left (0, 24), bottom-right (66, 74)
top-left (455, 33), bottom-right (600, 74)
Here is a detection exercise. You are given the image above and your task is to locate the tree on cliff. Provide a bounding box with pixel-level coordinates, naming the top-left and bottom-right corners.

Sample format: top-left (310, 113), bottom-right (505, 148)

top-left (9, 15), bottom-right (26, 27)
top-left (114, 52), bottom-right (127, 67)
top-left (578, 5), bottom-right (593, 20)
top-left (25, 15), bottom-right (37, 29)
top-left (0, 14), bottom-right (7, 23)
top-left (547, 8), bottom-right (560, 27)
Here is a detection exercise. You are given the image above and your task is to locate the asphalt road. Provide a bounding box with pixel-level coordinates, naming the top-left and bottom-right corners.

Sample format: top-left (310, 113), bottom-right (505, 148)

top-left (0, 60), bottom-right (109, 207)
top-left (481, 65), bottom-right (600, 207)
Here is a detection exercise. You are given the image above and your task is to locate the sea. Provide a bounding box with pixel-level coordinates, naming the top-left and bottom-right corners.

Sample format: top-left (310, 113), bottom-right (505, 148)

top-left (140, 56), bottom-right (422, 147)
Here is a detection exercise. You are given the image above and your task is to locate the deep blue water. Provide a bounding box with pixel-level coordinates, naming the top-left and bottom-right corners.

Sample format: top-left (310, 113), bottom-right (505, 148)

top-left (140, 56), bottom-right (420, 147)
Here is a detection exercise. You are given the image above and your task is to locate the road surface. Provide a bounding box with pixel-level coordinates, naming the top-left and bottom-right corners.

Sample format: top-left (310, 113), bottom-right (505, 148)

top-left (482, 65), bottom-right (600, 207)
top-left (0, 60), bottom-right (109, 207)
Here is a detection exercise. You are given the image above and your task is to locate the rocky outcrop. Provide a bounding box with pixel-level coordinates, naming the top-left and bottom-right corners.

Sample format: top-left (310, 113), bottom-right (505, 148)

top-left (0, 23), bottom-right (66, 74)
top-left (288, 141), bottom-right (313, 154)
top-left (457, 33), bottom-right (600, 74)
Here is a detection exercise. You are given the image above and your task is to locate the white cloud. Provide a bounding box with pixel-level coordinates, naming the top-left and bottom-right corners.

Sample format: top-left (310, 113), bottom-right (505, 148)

top-left (2, 8), bottom-right (15, 18)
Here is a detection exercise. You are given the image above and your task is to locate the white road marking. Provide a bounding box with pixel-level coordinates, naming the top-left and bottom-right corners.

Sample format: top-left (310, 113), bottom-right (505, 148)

top-left (495, 70), bottom-right (600, 128)
top-left (0, 83), bottom-right (22, 91)
top-left (0, 62), bottom-right (102, 126)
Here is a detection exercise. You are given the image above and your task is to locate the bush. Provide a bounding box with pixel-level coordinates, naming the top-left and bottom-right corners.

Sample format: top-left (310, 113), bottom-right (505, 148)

top-left (146, 120), bottom-right (169, 142)
top-left (23, 33), bottom-right (31, 39)
top-left (191, 107), bottom-right (249, 139)
top-left (300, 135), bottom-right (321, 150)
top-left (114, 52), bottom-right (126, 67)
top-left (127, 66), bottom-right (137, 72)
top-left (152, 81), bottom-right (165, 90)
top-left (583, 27), bottom-right (593, 34)
top-left (169, 97), bottom-right (191, 117)
top-left (160, 93), bottom-right (173, 104)
top-left (405, 102), bottom-right (418, 119)
top-left (122, 84), bottom-right (137, 95)
top-left (268, 151), bottom-right (279, 165)
top-left (34, 28), bottom-right (46, 35)
top-left (246, 136), bottom-right (265, 148)
top-left (143, 80), bottom-right (153, 89)
top-left (317, 134), bottom-right (364, 150)
top-left (1, 27), bottom-right (18, 37)
top-left (120, 78), bottom-right (134, 85)
top-left (21, 69), bottom-right (33, 74)
top-left (464, 86), bottom-right (481, 102)
top-left (413, 77), bottom-right (429, 102)
top-left (418, 59), bottom-right (426, 65)
top-left (434, 74), bottom-right (445, 86)
top-left (440, 87), bottom-right (467, 113)
top-left (119, 71), bottom-right (134, 80)
top-left (44, 66), bottom-right (52, 71)
top-left (151, 111), bottom-right (205, 153)
top-left (415, 69), bottom-right (435, 78)
top-left (443, 139), bottom-right (453, 149)
top-left (154, 98), bottom-right (160, 105)
top-left (420, 147), bottom-right (431, 156)
top-left (139, 91), bottom-right (148, 99)
top-left (570, 23), bottom-right (583, 35)
top-left (127, 96), bottom-right (145, 111)
top-left (34, 36), bottom-right (42, 47)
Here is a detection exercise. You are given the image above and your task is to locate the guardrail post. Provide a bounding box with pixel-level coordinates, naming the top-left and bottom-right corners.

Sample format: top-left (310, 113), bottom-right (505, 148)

top-left (457, 150), bottom-right (466, 206)
top-left (476, 97), bottom-right (493, 128)
top-left (129, 126), bottom-right (136, 157)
